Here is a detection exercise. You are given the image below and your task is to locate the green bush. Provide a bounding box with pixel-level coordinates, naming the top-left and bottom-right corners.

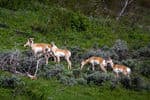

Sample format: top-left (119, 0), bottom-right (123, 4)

top-left (119, 76), bottom-right (131, 89)
top-left (111, 39), bottom-right (129, 61)
top-left (121, 59), bottom-right (139, 71)
top-left (86, 71), bottom-right (114, 86)
top-left (140, 61), bottom-right (150, 78)
top-left (0, 75), bottom-right (25, 89)
top-left (59, 75), bottom-right (77, 86)
top-left (72, 69), bottom-right (81, 78)
top-left (76, 78), bottom-right (87, 85)
top-left (132, 46), bottom-right (150, 58)
top-left (130, 76), bottom-right (145, 91)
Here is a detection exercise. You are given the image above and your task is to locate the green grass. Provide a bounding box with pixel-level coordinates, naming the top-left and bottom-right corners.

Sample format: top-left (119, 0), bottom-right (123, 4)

top-left (0, 71), bottom-right (149, 100)
top-left (0, 7), bottom-right (149, 51)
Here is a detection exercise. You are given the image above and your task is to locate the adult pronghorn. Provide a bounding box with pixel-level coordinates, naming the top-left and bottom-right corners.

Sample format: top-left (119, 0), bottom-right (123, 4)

top-left (106, 58), bottom-right (131, 78)
top-left (24, 38), bottom-right (55, 64)
top-left (50, 42), bottom-right (72, 70)
top-left (80, 56), bottom-right (108, 72)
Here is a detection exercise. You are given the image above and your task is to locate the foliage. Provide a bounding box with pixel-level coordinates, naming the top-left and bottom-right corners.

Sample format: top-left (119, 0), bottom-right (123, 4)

top-left (132, 45), bottom-right (150, 58)
top-left (86, 71), bottom-right (115, 86)
top-left (59, 75), bottom-right (77, 86)
top-left (139, 61), bottom-right (150, 78)
top-left (0, 75), bottom-right (25, 89)
top-left (121, 59), bottom-right (139, 71)
top-left (111, 39), bottom-right (129, 60)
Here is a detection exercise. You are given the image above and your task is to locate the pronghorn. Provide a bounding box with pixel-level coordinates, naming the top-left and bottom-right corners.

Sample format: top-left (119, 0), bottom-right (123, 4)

top-left (24, 38), bottom-right (55, 64)
top-left (50, 42), bottom-right (72, 70)
top-left (106, 58), bottom-right (131, 78)
top-left (80, 56), bottom-right (108, 72)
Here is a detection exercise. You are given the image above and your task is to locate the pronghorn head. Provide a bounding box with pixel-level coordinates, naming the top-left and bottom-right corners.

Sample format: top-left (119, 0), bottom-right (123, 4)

top-left (24, 38), bottom-right (34, 47)
top-left (105, 57), bottom-right (114, 69)
top-left (80, 59), bottom-right (87, 69)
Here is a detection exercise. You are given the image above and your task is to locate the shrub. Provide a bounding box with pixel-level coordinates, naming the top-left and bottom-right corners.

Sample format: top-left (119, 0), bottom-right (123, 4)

top-left (119, 76), bottom-right (131, 89)
top-left (81, 49), bottom-right (106, 59)
top-left (121, 59), bottom-right (139, 71)
top-left (111, 39), bottom-right (129, 60)
top-left (0, 50), bottom-right (47, 75)
top-left (19, 51), bottom-right (46, 74)
top-left (76, 78), bottom-right (87, 85)
top-left (72, 69), bottom-right (81, 78)
top-left (69, 46), bottom-right (84, 65)
top-left (86, 71), bottom-right (113, 85)
top-left (43, 68), bottom-right (63, 79)
top-left (132, 46), bottom-right (150, 58)
top-left (39, 64), bottom-right (64, 79)
top-left (59, 75), bottom-right (77, 86)
top-left (140, 61), bottom-right (150, 78)
top-left (0, 75), bottom-right (25, 89)
top-left (0, 50), bottom-right (21, 72)
top-left (38, 63), bottom-right (64, 79)
top-left (130, 76), bottom-right (145, 91)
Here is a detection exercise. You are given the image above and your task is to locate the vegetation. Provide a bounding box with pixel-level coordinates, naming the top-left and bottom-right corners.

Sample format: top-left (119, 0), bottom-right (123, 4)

top-left (0, 0), bottom-right (149, 99)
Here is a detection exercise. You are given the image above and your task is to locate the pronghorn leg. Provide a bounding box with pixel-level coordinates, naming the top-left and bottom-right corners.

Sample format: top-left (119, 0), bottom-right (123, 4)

top-left (53, 56), bottom-right (57, 62)
top-left (66, 57), bottom-right (71, 70)
top-left (100, 64), bottom-right (107, 73)
top-left (124, 71), bottom-right (130, 78)
top-left (115, 72), bottom-right (119, 78)
top-left (45, 54), bottom-right (49, 65)
top-left (92, 63), bottom-right (95, 71)
top-left (33, 51), bottom-right (37, 58)
top-left (80, 65), bottom-right (84, 70)
top-left (57, 56), bottom-right (60, 62)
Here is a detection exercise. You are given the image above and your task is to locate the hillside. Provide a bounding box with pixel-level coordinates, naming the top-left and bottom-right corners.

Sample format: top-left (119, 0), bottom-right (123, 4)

top-left (0, 0), bottom-right (150, 99)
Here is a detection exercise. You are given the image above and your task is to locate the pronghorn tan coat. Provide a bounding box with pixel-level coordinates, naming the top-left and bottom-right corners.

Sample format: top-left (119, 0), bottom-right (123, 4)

top-left (105, 58), bottom-right (131, 77)
top-left (50, 42), bottom-right (72, 69)
top-left (24, 38), bottom-right (54, 64)
top-left (80, 56), bottom-right (107, 72)
top-left (112, 64), bottom-right (131, 77)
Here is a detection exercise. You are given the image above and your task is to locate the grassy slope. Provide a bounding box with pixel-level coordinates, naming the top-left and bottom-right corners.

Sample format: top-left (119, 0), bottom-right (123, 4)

top-left (0, 71), bottom-right (149, 100)
top-left (0, 4), bottom-right (150, 100)
top-left (0, 7), bottom-right (149, 51)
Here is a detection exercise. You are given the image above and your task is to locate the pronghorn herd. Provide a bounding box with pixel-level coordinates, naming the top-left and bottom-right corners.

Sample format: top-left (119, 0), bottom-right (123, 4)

top-left (24, 38), bottom-right (131, 79)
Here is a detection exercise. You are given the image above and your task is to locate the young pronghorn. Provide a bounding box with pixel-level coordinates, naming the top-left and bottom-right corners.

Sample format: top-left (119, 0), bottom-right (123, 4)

top-left (50, 42), bottom-right (72, 70)
top-left (80, 56), bottom-right (108, 72)
top-left (24, 38), bottom-right (55, 64)
top-left (106, 58), bottom-right (131, 78)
